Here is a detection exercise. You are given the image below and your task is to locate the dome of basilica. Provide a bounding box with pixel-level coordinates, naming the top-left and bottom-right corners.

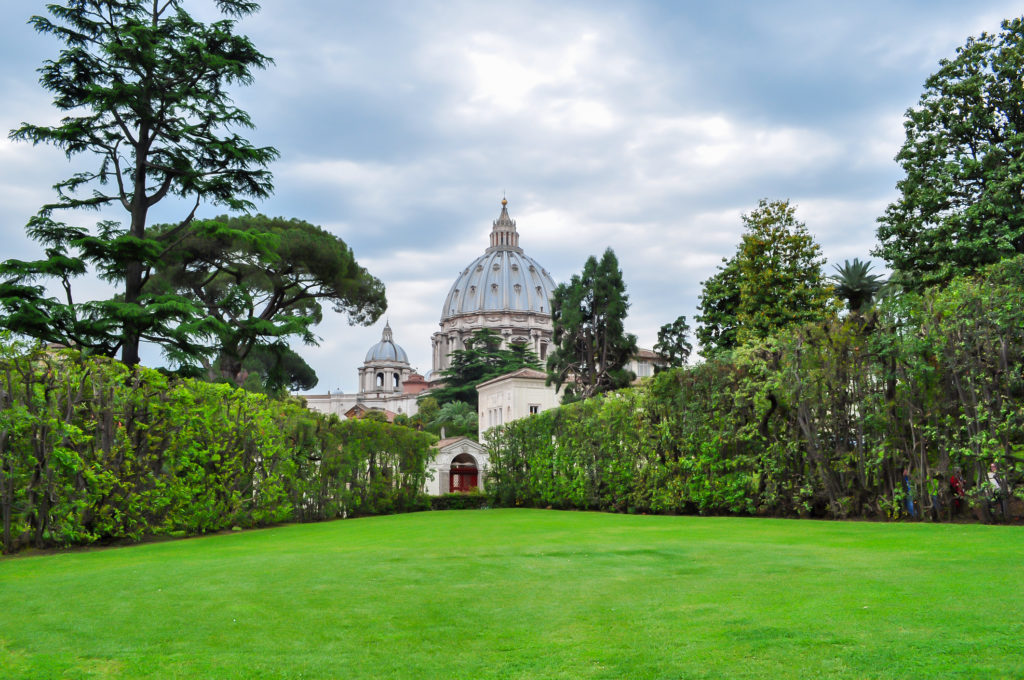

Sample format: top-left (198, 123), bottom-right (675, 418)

top-left (364, 322), bottom-right (409, 363)
top-left (441, 200), bottom-right (556, 322)
top-left (431, 199), bottom-right (557, 376)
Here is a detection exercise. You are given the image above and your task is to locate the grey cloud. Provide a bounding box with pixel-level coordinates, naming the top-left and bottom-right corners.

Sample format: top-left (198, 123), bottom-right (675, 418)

top-left (1, 0), bottom-right (1018, 390)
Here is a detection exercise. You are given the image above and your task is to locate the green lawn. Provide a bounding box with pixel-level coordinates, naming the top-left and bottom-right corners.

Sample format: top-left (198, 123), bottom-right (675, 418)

top-left (1, 510), bottom-right (1022, 679)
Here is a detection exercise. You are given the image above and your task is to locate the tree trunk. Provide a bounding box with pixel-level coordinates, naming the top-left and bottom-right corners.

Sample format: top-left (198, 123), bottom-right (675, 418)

top-left (121, 260), bottom-right (144, 366)
top-left (0, 440), bottom-right (12, 554)
top-left (122, 124), bottom-right (151, 366)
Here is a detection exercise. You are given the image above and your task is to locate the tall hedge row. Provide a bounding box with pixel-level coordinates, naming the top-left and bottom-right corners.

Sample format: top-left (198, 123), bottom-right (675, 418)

top-left (485, 257), bottom-right (1024, 520)
top-left (0, 343), bottom-right (434, 553)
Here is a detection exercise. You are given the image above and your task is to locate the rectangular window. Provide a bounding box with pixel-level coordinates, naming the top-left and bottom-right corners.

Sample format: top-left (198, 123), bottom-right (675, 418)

top-left (529, 404), bottom-right (540, 415)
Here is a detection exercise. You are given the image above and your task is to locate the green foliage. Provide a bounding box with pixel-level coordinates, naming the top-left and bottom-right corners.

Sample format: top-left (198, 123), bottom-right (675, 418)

top-left (696, 199), bottom-right (833, 356)
top-left (0, 337), bottom-right (434, 553)
top-left (487, 364), bottom-right (761, 515)
top-left (430, 401), bottom-right (478, 440)
top-left (0, 1), bottom-right (277, 366)
top-left (242, 342), bottom-right (318, 394)
top-left (488, 257), bottom-right (1024, 520)
top-left (411, 396), bottom-right (440, 431)
top-left (694, 255), bottom-right (742, 355)
top-left (876, 18), bottom-right (1024, 291)
top-left (428, 490), bottom-right (488, 510)
top-left (830, 258), bottom-right (887, 313)
top-left (430, 329), bottom-right (540, 408)
top-left (547, 248), bottom-right (637, 402)
top-left (653, 315), bottom-right (692, 369)
top-left (149, 215), bottom-right (385, 386)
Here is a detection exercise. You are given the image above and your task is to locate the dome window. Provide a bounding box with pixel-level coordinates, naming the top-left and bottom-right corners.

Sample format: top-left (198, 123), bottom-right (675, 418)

top-left (438, 200), bottom-right (557, 333)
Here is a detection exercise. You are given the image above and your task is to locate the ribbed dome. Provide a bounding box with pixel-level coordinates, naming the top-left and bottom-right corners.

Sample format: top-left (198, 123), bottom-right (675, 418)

top-left (364, 322), bottom-right (409, 363)
top-left (441, 200), bottom-right (556, 321)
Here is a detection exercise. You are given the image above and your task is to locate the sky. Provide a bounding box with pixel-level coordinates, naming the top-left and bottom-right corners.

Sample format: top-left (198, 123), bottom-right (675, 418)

top-left (1, 1), bottom-right (1020, 393)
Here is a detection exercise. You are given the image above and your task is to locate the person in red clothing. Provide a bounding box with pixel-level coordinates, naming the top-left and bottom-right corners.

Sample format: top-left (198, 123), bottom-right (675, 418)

top-left (949, 468), bottom-right (966, 515)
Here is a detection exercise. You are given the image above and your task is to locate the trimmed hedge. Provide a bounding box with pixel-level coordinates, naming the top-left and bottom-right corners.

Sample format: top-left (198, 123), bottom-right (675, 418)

top-left (0, 342), bottom-right (435, 553)
top-left (485, 257), bottom-right (1024, 521)
top-left (429, 491), bottom-right (488, 511)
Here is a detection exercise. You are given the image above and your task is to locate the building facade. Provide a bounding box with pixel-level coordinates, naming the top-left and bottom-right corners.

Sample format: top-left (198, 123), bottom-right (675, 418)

top-left (303, 199), bottom-right (669, 493)
top-left (431, 199), bottom-right (558, 378)
top-left (426, 437), bottom-right (490, 495)
top-left (476, 368), bottom-right (561, 441)
top-left (304, 322), bottom-right (424, 420)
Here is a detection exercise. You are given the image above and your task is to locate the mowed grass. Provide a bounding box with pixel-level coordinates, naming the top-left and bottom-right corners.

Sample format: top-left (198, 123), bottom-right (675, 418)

top-left (1, 510), bottom-right (1022, 680)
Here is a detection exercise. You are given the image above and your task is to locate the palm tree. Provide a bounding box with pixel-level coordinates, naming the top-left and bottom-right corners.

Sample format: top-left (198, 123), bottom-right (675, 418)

top-left (830, 259), bottom-right (887, 313)
top-left (430, 401), bottom-right (478, 439)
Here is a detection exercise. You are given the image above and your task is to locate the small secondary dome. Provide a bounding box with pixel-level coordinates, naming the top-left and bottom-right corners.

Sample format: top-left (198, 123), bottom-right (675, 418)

top-left (365, 322), bottom-right (409, 363)
top-left (441, 200), bottom-right (556, 321)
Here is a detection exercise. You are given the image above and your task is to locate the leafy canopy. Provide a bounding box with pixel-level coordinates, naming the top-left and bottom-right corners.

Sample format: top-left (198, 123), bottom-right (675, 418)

top-left (875, 18), bottom-right (1024, 292)
top-left (546, 248), bottom-right (637, 402)
top-left (148, 214), bottom-right (386, 387)
top-left (0, 0), bottom-right (277, 366)
top-left (429, 329), bottom-right (541, 409)
top-left (429, 401), bottom-right (479, 440)
top-left (830, 258), bottom-right (887, 314)
top-left (696, 199), bottom-right (833, 356)
top-left (654, 315), bottom-right (692, 370)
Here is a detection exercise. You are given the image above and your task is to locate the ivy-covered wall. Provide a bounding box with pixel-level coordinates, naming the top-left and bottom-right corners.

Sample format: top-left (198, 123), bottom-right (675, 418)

top-left (0, 344), bottom-right (435, 554)
top-left (486, 257), bottom-right (1024, 520)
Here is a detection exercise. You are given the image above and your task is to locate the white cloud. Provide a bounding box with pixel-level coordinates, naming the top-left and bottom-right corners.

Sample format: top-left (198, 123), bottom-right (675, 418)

top-left (625, 115), bottom-right (844, 192)
top-left (2, 0), bottom-right (1015, 392)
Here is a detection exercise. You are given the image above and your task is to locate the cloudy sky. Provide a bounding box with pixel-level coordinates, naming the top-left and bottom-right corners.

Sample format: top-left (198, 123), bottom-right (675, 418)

top-left (1, 1), bottom-right (1020, 393)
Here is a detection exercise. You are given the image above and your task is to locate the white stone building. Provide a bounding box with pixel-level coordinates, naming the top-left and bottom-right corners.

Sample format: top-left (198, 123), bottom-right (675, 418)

top-left (426, 437), bottom-right (489, 495)
top-left (628, 348), bottom-right (667, 381)
top-left (476, 367), bottom-right (561, 441)
top-left (303, 199), bottom-right (668, 494)
top-left (430, 199), bottom-right (557, 378)
top-left (304, 322), bottom-right (427, 420)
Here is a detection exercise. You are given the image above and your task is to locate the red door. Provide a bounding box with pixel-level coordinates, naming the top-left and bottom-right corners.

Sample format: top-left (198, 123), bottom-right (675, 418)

top-left (449, 469), bottom-right (478, 492)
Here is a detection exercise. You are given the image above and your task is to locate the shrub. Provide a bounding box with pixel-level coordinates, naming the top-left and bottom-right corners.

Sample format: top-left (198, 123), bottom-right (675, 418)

top-left (0, 338), bottom-right (435, 553)
top-left (429, 491), bottom-right (488, 511)
top-left (485, 258), bottom-right (1024, 521)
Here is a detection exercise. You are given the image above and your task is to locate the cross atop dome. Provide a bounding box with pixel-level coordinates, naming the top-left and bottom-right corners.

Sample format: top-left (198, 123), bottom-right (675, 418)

top-left (488, 197), bottom-right (522, 252)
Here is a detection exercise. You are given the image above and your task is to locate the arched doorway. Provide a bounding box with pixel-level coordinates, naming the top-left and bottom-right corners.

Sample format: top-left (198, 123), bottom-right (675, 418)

top-left (449, 453), bottom-right (478, 493)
